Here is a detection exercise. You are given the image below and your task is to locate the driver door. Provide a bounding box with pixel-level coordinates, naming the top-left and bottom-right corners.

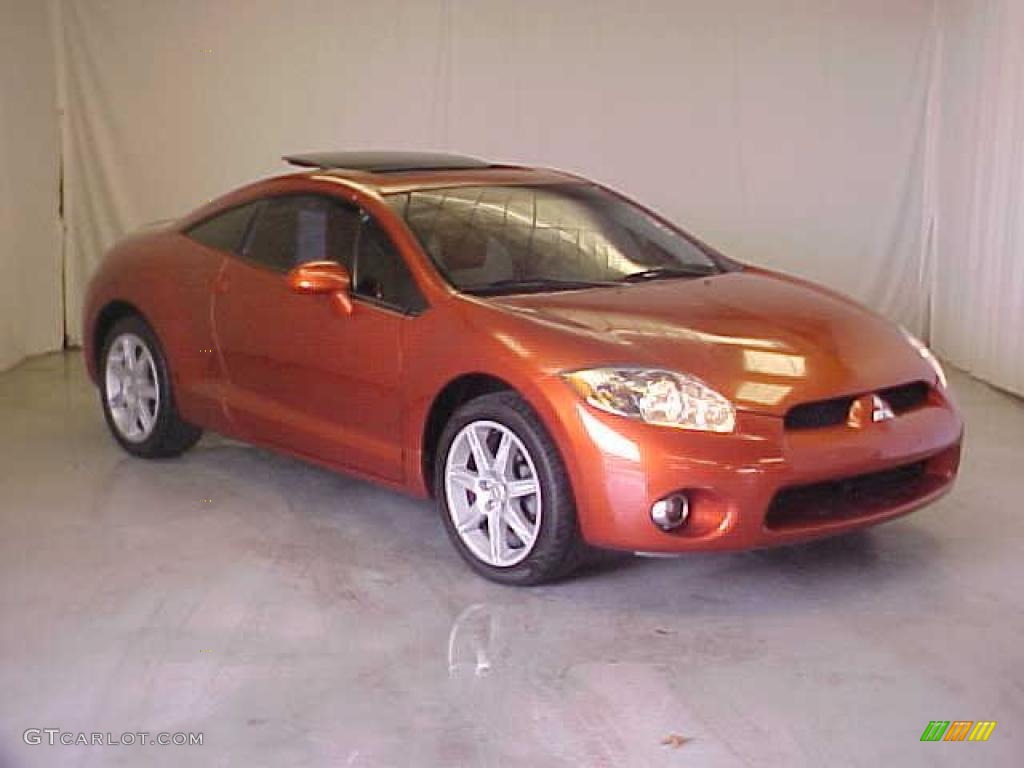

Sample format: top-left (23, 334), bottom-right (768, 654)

top-left (212, 194), bottom-right (416, 483)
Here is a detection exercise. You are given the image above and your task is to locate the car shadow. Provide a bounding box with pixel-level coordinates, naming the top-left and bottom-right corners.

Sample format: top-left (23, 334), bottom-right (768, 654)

top-left (99, 436), bottom-right (946, 621)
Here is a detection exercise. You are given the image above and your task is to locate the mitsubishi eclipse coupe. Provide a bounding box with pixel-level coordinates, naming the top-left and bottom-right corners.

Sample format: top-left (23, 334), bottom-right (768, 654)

top-left (83, 151), bottom-right (962, 584)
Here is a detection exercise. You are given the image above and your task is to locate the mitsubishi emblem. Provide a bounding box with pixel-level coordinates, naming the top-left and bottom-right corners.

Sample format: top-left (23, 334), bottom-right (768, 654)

top-left (871, 394), bottom-right (895, 423)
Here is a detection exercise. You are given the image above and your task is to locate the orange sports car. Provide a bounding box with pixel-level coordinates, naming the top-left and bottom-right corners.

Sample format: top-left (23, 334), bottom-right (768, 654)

top-left (83, 151), bottom-right (962, 584)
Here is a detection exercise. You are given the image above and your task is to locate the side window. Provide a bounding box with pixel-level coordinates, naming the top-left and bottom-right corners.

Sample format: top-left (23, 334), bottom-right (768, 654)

top-left (353, 216), bottom-right (427, 314)
top-left (185, 203), bottom-right (258, 253)
top-left (243, 196), bottom-right (360, 272)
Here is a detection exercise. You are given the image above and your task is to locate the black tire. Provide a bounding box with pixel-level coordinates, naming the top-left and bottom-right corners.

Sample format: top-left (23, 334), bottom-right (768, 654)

top-left (99, 315), bottom-right (202, 458)
top-left (435, 391), bottom-right (583, 585)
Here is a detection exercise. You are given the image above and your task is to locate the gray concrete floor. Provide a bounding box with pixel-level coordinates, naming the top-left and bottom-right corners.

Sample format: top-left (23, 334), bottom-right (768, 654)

top-left (0, 352), bottom-right (1021, 767)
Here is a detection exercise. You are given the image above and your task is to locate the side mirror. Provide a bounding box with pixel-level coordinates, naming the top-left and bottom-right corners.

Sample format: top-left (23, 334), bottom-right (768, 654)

top-left (287, 261), bottom-right (352, 314)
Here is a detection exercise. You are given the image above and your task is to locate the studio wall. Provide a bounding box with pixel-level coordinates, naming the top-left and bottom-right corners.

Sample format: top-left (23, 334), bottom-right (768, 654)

top-left (2, 0), bottom-right (1018, 395)
top-left (932, 0), bottom-right (1024, 396)
top-left (0, 0), bottom-right (61, 372)
top-left (55, 0), bottom-right (938, 345)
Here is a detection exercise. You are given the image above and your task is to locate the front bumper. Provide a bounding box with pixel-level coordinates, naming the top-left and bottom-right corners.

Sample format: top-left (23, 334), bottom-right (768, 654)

top-left (548, 385), bottom-right (962, 553)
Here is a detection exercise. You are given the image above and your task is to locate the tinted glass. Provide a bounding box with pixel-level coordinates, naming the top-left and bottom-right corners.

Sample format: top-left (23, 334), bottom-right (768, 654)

top-left (386, 184), bottom-right (722, 294)
top-left (186, 203), bottom-right (257, 253)
top-left (353, 217), bottom-right (426, 313)
top-left (244, 196), bottom-right (360, 272)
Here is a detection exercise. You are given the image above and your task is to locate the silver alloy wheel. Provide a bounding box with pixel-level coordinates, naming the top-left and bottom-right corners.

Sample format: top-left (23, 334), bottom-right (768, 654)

top-left (444, 420), bottom-right (542, 567)
top-left (104, 333), bottom-right (161, 443)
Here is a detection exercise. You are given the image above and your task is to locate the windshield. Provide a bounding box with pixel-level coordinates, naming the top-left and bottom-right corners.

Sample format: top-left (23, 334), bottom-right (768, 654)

top-left (385, 183), bottom-right (726, 295)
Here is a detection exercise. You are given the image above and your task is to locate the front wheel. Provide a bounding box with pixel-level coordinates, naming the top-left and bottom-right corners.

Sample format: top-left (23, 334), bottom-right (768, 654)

top-left (436, 391), bottom-right (582, 585)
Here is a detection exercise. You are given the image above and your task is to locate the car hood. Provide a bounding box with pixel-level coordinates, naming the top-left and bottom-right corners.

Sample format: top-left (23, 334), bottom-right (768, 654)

top-left (486, 269), bottom-right (934, 416)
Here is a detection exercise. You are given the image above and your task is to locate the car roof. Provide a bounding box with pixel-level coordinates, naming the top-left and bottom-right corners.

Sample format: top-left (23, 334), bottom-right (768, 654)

top-left (282, 151), bottom-right (581, 194)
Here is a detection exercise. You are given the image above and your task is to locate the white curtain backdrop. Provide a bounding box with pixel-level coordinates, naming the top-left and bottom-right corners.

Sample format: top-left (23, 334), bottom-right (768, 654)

top-left (54, 0), bottom-right (938, 343)
top-left (19, 0), bottom-right (1023, 395)
top-left (932, 0), bottom-right (1024, 396)
top-left (0, 0), bottom-right (62, 372)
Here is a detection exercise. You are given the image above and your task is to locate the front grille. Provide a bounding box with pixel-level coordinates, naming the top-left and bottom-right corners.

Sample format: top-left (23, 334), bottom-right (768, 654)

top-left (784, 381), bottom-right (931, 430)
top-left (784, 395), bottom-right (855, 430)
top-left (765, 460), bottom-right (933, 530)
top-left (878, 381), bottom-right (930, 413)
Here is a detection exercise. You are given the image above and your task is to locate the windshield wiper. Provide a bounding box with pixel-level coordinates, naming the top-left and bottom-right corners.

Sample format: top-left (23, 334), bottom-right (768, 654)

top-left (620, 266), bottom-right (718, 283)
top-left (464, 278), bottom-right (615, 296)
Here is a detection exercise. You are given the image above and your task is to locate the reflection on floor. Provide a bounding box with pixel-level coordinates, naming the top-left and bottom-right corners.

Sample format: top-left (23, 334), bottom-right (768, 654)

top-left (0, 352), bottom-right (1022, 767)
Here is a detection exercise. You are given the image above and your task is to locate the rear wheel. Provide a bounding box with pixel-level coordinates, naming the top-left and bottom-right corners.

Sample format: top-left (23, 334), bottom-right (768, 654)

top-left (100, 315), bottom-right (202, 458)
top-left (436, 391), bottom-right (582, 585)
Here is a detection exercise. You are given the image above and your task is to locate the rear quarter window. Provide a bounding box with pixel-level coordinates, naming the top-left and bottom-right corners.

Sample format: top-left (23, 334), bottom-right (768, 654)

top-left (185, 203), bottom-right (258, 253)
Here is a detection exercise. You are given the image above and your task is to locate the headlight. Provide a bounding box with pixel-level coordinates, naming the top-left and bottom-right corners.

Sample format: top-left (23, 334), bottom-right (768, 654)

top-left (900, 328), bottom-right (947, 388)
top-left (563, 368), bottom-right (736, 433)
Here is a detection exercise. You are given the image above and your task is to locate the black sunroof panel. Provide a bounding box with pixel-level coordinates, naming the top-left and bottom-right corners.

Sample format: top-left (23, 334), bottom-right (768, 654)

top-left (283, 151), bottom-right (492, 173)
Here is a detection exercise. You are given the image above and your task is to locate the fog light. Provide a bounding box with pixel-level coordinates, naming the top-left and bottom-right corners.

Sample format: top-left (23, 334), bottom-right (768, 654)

top-left (650, 494), bottom-right (690, 531)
